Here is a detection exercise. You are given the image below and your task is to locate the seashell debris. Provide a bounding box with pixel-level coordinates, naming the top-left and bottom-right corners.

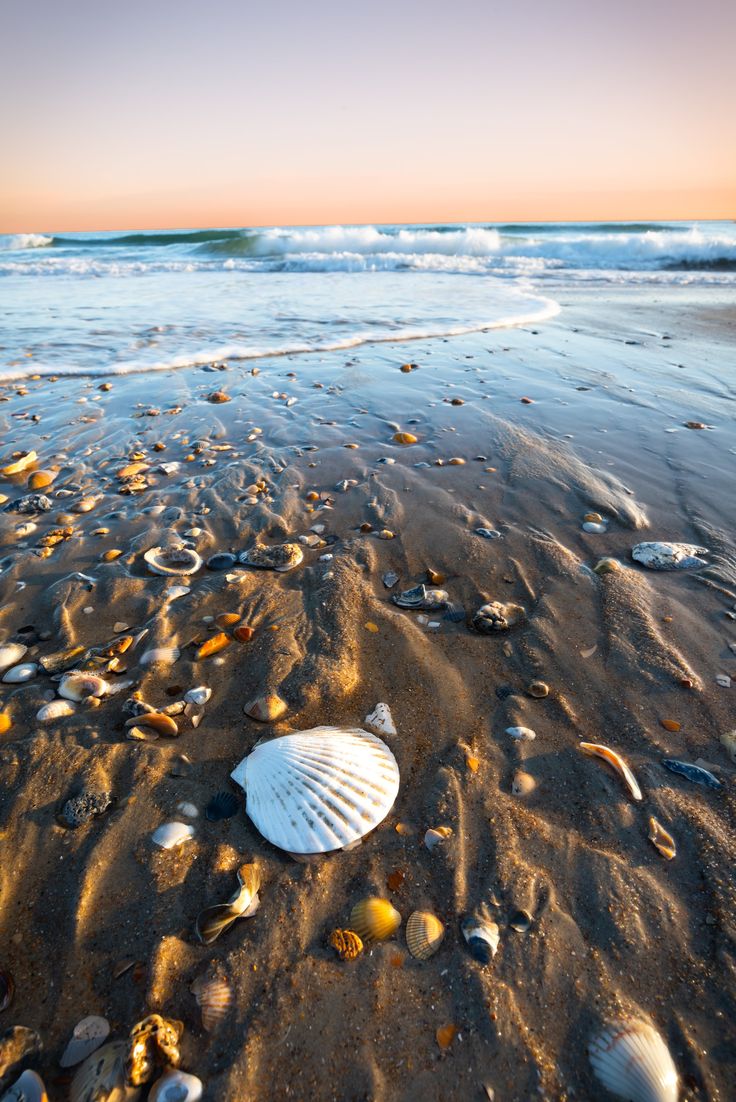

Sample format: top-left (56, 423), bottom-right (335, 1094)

top-left (151, 821), bottom-right (195, 849)
top-left (588, 1019), bottom-right (678, 1102)
top-left (661, 758), bottom-right (722, 790)
top-left (406, 910), bottom-right (445, 960)
top-left (506, 726), bottom-right (536, 741)
top-left (327, 928), bottom-right (364, 961)
top-left (196, 863), bottom-right (260, 945)
top-left (205, 791), bottom-right (238, 822)
top-left (424, 825), bottom-right (453, 852)
top-left (0, 643), bottom-right (27, 674)
top-left (472, 601), bottom-right (526, 633)
top-left (648, 816), bottom-right (676, 860)
top-left (239, 542), bottom-right (304, 572)
top-left (1, 662), bottom-right (38, 684)
top-left (185, 686), bottom-right (211, 705)
top-left (126, 1014), bottom-right (183, 1087)
top-left (231, 726), bottom-right (400, 855)
top-left (364, 702), bottom-right (397, 737)
top-left (349, 897), bottom-right (401, 943)
top-left (59, 671), bottom-right (109, 702)
top-left (191, 973), bottom-right (233, 1032)
top-left (61, 790), bottom-right (112, 828)
top-left (580, 742), bottom-right (643, 801)
top-left (60, 1015), bottom-right (110, 1068)
top-left (392, 584), bottom-right (449, 610)
top-left (69, 1041), bottom-right (129, 1102)
top-left (243, 693), bottom-right (288, 722)
top-left (148, 1068), bottom-right (203, 1102)
top-left (631, 541), bottom-right (708, 571)
top-left (144, 545), bottom-right (203, 576)
top-left (461, 915), bottom-right (500, 963)
top-left (37, 699), bottom-right (76, 722)
top-left (1, 450), bottom-right (38, 477)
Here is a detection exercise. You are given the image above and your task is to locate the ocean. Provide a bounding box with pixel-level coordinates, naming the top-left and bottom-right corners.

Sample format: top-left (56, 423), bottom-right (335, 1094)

top-left (1, 220), bottom-right (734, 381)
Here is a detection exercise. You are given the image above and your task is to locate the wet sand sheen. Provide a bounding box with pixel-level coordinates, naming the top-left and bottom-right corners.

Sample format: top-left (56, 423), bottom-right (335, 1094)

top-left (0, 286), bottom-right (734, 1101)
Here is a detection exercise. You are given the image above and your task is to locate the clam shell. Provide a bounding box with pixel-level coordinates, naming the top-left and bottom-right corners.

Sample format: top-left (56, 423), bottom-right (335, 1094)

top-left (506, 726), bottom-right (536, 741)
top-left (472, 601), bottom-right (526, 633)
top-left (349, 897), bottom-right (402, 943)
top-left (461, 916), bottom-right (499, 963)
top-left (588, 1019), bottom-right (678, 1102)
top-left (0, 1070), bottom-right (47, 1102)
top-left (239, 543), bottom-right (304, 572)
top-left (406, 910), bottom-right (445, 960)
top-left (37, 699), bottom-right (76, 722)
top-left (148, 1069), bottom-right (202, 1102)
top-left (580, 742), bottom-right (642, 801)
top-left (144, 546), bottom-right (203, 576)
top-left (151, 822), bottom-right (195, 849)
top-left (231, 726), bottom-right (400, 855)
top-left (631, 541), bottom-right (708, 571)
top-left (60, 1016), bottom-right (110, 1068)
top-left (190, 975), bottom-right (233, 1032)
top-left (59, 672), bottom-right (108, 702)
top-left (70, 1041), bottom-right (139, 1102)
top-left (2, 662), bottom-right (37, 684)
top-left (0, 644), bottom-right (27, 674)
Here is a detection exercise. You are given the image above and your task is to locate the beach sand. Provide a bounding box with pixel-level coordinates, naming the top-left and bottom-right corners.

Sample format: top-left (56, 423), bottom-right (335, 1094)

top-left (0, 285), bottom-right (735, 1101)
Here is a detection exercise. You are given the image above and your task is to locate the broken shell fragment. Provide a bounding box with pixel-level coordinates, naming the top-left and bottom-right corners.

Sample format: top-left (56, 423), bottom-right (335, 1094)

top-left (191, 973), bottom-right (233, 1032)
top-left (661, 758), bottom-right (722, 789)
top-left (1, 450), bottom-right (37, 477)
top-left (424, 825), bottom-right (453, 852)
top-left (648, 816), bottom-right (676, 860)
top-left (631, 541), bottom-right (708, 571)
top-left (472, 601), bottom-right (526, 633)
top-left (125, 712), bottom-right (178, 737)
top-left (239, 543), bottom-right (304, 572)
top-left (243, 693), bottom-right (287, 722)
top-left (69, 1041), bottom-right (132, 1102)
top-left (506, 726), bottom-right (536, 741)
top-left (327, 929), bottom-right (364, 962)
top-left (58, 671), bottom-right (108, 701)
top-left (588, 1019), bottom-right (678, 1102)
top-left (392, 585), bottom-right (449, 610)
top-left (126, 1014), bottom-right (183, 1087)
top-left (231, 726), bottom-right (400, 855)
top-left (364, 702), bottom-right (397, 737)
top-left (349, 897), bottom-right (401, 943)
top-left (196, 633), bottom-right (231, 660)
top-left (195, 863), bottom-right (261, 945)
top-left (580, 742), bottom-right (643, 801)
top-left (461, 916), bottom-right (500, 963)
top-left (60, 1015), bottom-right (111, 1068)
top-left (151, 822), bottom-right (195, 850)
top-left (144, 545), bottom-right (203, 576)
top-left (406, 911), bottom-right (445, 960)
top-left (0, 644), bottom-right (27, 674)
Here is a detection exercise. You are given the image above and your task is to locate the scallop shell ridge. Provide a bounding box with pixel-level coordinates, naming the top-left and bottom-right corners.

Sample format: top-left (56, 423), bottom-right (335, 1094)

top-left (588, 1019), bottom-right (678, 1102)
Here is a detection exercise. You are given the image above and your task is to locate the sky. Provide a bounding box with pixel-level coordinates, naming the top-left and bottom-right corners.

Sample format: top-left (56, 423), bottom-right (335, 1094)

top-left (1, 0), bottom-right (734, 231)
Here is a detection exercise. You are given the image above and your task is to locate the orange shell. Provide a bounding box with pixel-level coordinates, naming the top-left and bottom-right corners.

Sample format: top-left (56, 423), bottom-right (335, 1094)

top-left (197, 633), bottom-right (232, 659)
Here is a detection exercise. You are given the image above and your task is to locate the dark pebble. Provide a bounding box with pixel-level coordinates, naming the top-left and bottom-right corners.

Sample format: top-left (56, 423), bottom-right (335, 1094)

top-left (495, 685), bottom-right (514, 700)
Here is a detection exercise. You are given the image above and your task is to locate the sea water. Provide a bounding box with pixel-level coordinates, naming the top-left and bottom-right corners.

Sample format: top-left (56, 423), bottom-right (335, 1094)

top-left (1, 221), bottom-right (734, 381)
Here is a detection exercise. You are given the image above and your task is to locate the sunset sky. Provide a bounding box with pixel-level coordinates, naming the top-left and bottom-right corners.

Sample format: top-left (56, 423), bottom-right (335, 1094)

top-left (2, 0), bottom-right (734, 232)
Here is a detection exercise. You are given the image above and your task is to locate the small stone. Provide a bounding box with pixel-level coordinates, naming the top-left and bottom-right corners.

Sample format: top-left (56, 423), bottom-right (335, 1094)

top-left (206, 552), bottom-right (237, 571)
top-left (476, 528), bottom-right (501, 540)
top-left (506, 726), bottom-right (536, 741)
top-left (448, 457), bottom-right (465, 465)
top-left (61, 790), bottom-right (112, 828)
top-left (393, 432), bottom-right (418, 445)
top-left (511, 771), bottom-right (536, 796)
top-left (101, 549), bottom-right (123, 562)
top-left (382, 571), bottom-right (399, 589)
top-left (244, 694), bottom-right (287, 722)
top-left (207, 391), bottom-right (231, 403)
top-left (28, 470), bottom-right (55, 490)
top-left (582, 522), bottom-right (607, 533)
top-left (378, 530), bottom-right (395, 540)
top-left (113, 622), bottom-right (130, 633)
top-left (185, 686), bottom-right (211, 705)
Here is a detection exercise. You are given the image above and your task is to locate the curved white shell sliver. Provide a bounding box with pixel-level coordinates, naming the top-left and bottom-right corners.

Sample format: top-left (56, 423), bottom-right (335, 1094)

top-left (231, 726), bottom-right (400, 855)
top-left (589, 1019), bottom-right (679, 1102)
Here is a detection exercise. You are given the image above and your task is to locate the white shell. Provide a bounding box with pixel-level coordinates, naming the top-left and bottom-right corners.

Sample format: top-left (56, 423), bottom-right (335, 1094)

top-left (0, 643), bottom-right (27, 673)
top-left (589, 1020), bottom-right (679, 1102)
top-left (506, 726), bottom-right (536, 741)
top-left (149, 1068), bottom-right (203, 1102)
top-left (2, 662), bottom-right (38, 684)
top-left (37, 700), bottom-right (76, 722)
top-left (58, 672), bottom-right (108, 701)
top-left (151, 821), bottom-right (195, 849)
top-left (231, 726), bottom-right (400, 854)
top-left (582, 521), bottom-right (607, 533)
top-left (185, 686), bottom-right (211, 705)
top-left (631, 541), bottom-right (708, 570)
top-left (364, 702), bottom-right (397, 737)
top-left (144, 545), bottom-right (203, 576)
top-left (60, 1015), bottom-right (110, 1068)
top-left (141, 646), bottom-right (180, 667)
top-left (164, 585), bottom-right (190, 600)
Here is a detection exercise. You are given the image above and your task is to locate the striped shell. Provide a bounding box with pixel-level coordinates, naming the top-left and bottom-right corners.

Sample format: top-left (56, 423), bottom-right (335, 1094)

top-left (589, 1019), bottom-right (678, 1102)
top-left (191, 974), bottom-right (233, 1032)
top-left (406, 911), bottom-right (445, 960)
top-left (70, 1040), bottom-right (136, 1102)
top-left (461, 916), bottom-right (499, 964)
top-left (58, 672), bottom-right (109, 702)
top-left (328, 929), bottom-right (364, 961)
top-left (230, 726), bottom-right (400, 855)
top-left (144, 545), bottom-right (203, 576)
top-left (37, 699), bottom-right (76, 722)
top-left (349, 897), bottom-right (401, 943)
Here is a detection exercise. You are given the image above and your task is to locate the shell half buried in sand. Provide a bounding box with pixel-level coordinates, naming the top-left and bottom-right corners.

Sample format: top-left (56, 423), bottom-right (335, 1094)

top-left (579, 742), bottom-right (643, 801)
top-left (191, 973), bottom-right (234, 1031)
top-left (471, 601), bottom-right (526, 633)
top-left (239, 542), bottom-right (304, 572)
top-left (144, 545), bottom-right (203, 576)
top-left (230, 726), bottom-right (400, 855)
top-left (631, 541), bottom-right (708, 570)
top-left (60, 1015), bottom-right (110, 1068)
top-left (0, 1070), bottom-right (48, 1102)
top-left (588, 1019), bottom-right (679, 1102)
top-left (461, 915), bottom-right (500, 963)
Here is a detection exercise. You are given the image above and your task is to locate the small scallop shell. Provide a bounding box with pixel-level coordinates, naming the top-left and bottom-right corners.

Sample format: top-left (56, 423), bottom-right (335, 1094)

top-left (424, 825), bottom-right (453, 852)
top-left (0, 1070), bottom-right (48, 1102)
top-left (141, 646), bottom-right (180, 667)
top-left (60, 1015), bottom-right (110, 1068)
top-left (148, 1068), bottom-right (203, 1102)
top-left (406, 910), bottom-right (445, 960)
top-left (349, 897), bottom-right (401, 943)
top-left (461, 916), bottom-right (500, 964)
top-left (589, 1019), bottom-right (679, 1102)
top-left (37, 699), bottom-right (76, 722)
top-left (327, 929), bottom-right (364, 961)
top-left (648, 817), bottom-right (676, 860)
top-left (190, 974), bottom-right (233, 1032)
top-left (59, 671), bottom-right (109, 702)
top-left (144, 545), bottom-right (203, 576)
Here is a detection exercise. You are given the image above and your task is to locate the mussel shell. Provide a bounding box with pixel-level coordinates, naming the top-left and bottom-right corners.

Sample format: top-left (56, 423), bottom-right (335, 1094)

top-left (0, 1069), bottom-right (47, 1102)
top-left (461, 916), bottom-right (499, 964)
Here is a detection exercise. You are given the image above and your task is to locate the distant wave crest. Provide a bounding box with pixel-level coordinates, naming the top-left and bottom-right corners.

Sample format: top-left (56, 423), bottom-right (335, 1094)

top-left (0, 233), bottom-right (53, 250)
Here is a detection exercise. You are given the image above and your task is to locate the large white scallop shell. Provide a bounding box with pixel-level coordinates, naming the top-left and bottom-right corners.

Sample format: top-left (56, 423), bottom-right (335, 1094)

top-left (589, 1020), bottom-right (679, 1102)
top-left (230, 726), bottom-right (400, 855)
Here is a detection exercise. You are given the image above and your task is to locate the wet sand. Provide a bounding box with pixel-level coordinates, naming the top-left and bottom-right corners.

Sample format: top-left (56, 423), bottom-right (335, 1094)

top-left (0, 285), bottom-right (735, 1101)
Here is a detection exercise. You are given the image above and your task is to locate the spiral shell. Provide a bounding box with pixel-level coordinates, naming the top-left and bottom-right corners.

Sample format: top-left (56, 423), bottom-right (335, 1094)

top-left (406, 911), bottom-right (445, 960)
top-left (328, 929), bottom-right (364, 961)
top-left (349, 897), bottom-right (401, 943)
top-left (191, 974), bottom-right (233, 1032)
top-left (589, 1019), bottom-right (678, 1102)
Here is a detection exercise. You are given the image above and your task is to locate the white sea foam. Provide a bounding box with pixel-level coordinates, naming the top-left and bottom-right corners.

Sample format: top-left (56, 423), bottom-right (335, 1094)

top-left (0, 233), bottom-right (53, 250)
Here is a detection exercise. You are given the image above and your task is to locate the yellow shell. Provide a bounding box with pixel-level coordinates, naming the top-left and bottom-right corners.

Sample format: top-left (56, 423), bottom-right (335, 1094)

top-left (191, 973), bottom-right (233, 1032)
top-left (28, 469), bottom-right (55, 490)
top-left (349, 897), bottom-right (401, 943)
top-left (393, 432), bottom-right (418, 445)
top-left (0, 712), bottom-right (11, 735)
top-left (197, 632), bottom-right (232, 659)
top-left (126, 1014), bottom-right (182, 1086)
top-left (2, 450), bottom-right (37, 477)
top-left (328, 929), bottom-right (364, 961)
top-left (406, 910), bottom-right (445, 960)
top-left (125, 712), bottom-right (178, 737)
